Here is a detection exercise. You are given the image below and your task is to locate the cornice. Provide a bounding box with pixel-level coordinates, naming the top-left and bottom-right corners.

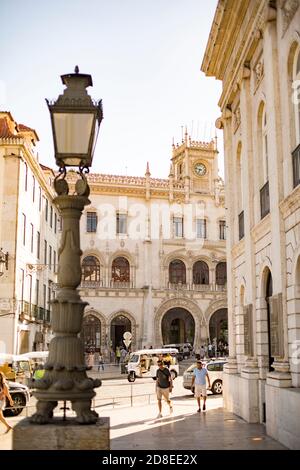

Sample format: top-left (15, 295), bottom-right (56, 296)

top-left (279, 185), bottom-right (300, 219)
top-left (231, 237), bottom-right (245, 260)
top-left (250, 213), bottom-right (271, 242)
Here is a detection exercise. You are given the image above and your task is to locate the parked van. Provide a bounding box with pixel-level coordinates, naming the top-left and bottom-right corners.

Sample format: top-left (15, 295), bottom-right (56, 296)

top-left (127, 348), bottom-right (179, 383)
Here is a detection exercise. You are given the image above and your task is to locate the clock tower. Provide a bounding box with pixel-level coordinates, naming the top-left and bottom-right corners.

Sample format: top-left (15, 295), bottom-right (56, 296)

top-left (171, 129), bottom-right (221, 200)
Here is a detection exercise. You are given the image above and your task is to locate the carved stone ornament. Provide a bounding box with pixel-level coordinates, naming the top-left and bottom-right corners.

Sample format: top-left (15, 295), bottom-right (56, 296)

top-left (233, 107), bottom-right (241, 133)
top-left (281, 0), bottom-right (299, 35)
top-left (255, 60), bottom-right (264, 87)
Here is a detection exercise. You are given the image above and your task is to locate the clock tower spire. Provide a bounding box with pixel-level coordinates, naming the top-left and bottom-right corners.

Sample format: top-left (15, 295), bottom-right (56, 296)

top-left (171, 131), bottom-right (220, 195)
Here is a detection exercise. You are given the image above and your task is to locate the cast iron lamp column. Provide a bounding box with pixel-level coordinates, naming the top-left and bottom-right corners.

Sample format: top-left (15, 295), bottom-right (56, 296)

top-left (30, 67), bottom-right (103, 424)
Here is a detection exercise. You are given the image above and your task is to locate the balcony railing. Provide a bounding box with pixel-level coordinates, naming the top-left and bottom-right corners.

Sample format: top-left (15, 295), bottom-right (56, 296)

top-left (292, 143), bottom-right (300, 188)
top-left (238, 210), bottom-right (244, 240)
top-left (20, 302), bottom-right (50, 322)
top-left (110, 280), bottom-right (134, 289)
top-left (37, 307), bottom-right (51, 323)
top-left (80, 280), bottom-right (104, 289)
top-left (77, 281), bottom-right (227, 292)
top-left (260, 181), bottom-right (270, 219)
top-left (168, 283), bottom-right (227, 292)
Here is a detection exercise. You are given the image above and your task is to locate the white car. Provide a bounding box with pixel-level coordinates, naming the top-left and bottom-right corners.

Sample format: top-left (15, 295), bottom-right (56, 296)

top-left (182, 360), bottom-right (226, 395)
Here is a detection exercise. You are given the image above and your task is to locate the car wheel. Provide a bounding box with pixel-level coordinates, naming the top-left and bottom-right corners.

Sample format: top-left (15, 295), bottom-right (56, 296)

top-left (4, 393), bottom-right (26, 417)
top-left (170, 370), bottom-right (177, 380)
top-left (212, 380), bottom-right (223, 395)
top-left (127, 372), bottom-right (136, 383)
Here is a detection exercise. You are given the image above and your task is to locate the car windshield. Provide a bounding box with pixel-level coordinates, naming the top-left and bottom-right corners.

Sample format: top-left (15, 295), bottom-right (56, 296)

top-left (129, 354), bottom-right (139, 363)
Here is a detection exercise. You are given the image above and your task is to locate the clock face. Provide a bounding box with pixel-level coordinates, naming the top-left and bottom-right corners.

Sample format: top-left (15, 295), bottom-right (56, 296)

top-left (194, 163), bottom-right (207, 176)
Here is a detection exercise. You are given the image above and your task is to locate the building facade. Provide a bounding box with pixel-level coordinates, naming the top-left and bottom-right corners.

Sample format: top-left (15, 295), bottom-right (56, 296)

top-left (0, 112), bottom-right (59, 354)
top-left (73, 133), bottom-right (227, 356)
top-left (202, 0), bottom-right (300, 448)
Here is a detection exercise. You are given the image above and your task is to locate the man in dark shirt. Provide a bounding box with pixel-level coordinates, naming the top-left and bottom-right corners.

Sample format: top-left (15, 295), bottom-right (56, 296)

top-left (154, 360), bottom-right (173, 418)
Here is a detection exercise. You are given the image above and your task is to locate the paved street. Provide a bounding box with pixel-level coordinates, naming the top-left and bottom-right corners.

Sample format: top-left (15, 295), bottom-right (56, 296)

top-left (0, 371), bottom-right (286, 450)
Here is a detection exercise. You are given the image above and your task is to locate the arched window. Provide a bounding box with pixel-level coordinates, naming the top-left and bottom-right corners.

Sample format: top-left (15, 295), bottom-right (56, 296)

top-left (81, 256), bottom-right (101, 284)
top-left (112, 257), bottom-right (130, 282)
top-left (216, 262), bottom-right (227, 286)
top-left (169, 259), bottom-right (186, 284)
top-left (193, 261), bottom-right (209, 285)
top-left (293, 45), bottom-right (300, 145)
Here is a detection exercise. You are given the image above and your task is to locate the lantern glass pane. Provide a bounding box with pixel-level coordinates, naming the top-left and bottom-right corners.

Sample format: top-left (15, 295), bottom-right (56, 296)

top-left (54, 113), bottom-right (94, 155)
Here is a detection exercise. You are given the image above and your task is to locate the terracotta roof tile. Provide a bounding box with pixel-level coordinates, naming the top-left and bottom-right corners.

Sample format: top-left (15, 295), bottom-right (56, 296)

top-left (0, 117), bottom-right (17, 138)
top-left (0, 115), bottom-right (39, 141)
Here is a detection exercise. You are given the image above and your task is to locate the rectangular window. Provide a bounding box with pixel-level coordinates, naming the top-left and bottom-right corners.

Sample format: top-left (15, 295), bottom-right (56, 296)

top-left (39, 188), bottom-right (42, 212)
top-left (196, 219), bottom-right (206, 239)
top-left (54, 213), bottom-right (57, 234)
top-left (37, 231), bottom-right (40, 259)
top-left (86, 212), bottom-right (97, 232)
top-left (260, 181), bottom-right (270, 219)
top-left (45, 198), bottom-right (48, 222)
top-left (239, 211), bottom-right (244, 240)
top-left (20, 269), bottom-right (25, 302)
top-left (219, 220), bottom-right (226, 240)
top-left (116, 213), bottom-right (127, 234)
top-left (22, 213), bottom-right (26, 246)
top-left (32, 176), bottom-right (35, 202)
top-left (173, 217), bottom-right (184, 238)
top-left (50, 206), bottom-right (53, 228)
top-left (48, 286), bottom-right (51, 307)
top-left (49, 245), bottom-right (52, 270)
top-left (30, 223), bottom-right (34, 253)
top-left (292, 144), bottom-right (300, 188)
top-left (44, 240), bottom-right (47, 265)
top-left (24, 163), bottom-right (28, 191)
top-left (36, 279), bottom-right (39, 307)
top-left (28, 274), bottom-right (32, 308)
top-left (43, 284), bottom-right (46, 310)
top-left (54, 250), bottom-right (57, 273)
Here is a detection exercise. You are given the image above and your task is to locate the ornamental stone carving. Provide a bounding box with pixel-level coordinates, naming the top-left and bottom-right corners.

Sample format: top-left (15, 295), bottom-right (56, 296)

top-left (281, 0), bottom-right (299, 35)
top-left (254, 60), bottom-right (264, 89)
top-left (233, 107), bottom-right (241, 133)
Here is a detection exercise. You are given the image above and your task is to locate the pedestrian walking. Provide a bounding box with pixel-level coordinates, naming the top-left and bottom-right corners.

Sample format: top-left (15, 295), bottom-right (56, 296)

top-left (115, 346), bottom-right (121, 365)
top-left (154, 360), bottom-right (173, 418)
top-left (0, 371), bottom-right (14, 433)
top-left (191, 360), bottom-right (211, 413)
top-left (98, 351), bottom-right (104, 371)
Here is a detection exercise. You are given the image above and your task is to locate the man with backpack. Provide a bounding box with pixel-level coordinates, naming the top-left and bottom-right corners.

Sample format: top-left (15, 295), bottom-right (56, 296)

top-left (154, 360), bottom-right (173, 418)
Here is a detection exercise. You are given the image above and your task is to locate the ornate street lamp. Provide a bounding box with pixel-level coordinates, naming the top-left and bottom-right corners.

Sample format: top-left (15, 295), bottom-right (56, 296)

top-left (30, 67), bottom-right (103, 424)
top-left (0, 248), bottom-right (8, 277)
top-left (46, 65), bottom-right (103, 170)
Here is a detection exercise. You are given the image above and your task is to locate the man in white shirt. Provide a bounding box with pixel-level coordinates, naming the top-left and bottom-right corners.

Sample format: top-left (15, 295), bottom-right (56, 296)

top-left (191, 360), bottom-right (211, 412)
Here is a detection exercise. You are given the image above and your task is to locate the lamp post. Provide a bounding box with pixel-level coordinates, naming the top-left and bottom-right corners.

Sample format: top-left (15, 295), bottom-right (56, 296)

top-left (0, 248), bottom-right (8, 277)
top-left (30, 67), bottom-right (103, 424)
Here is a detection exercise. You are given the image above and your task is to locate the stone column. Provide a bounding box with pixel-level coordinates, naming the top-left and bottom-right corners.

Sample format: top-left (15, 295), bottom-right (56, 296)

top-left (263, 14), bottom-right (291, 379)
top-left (220, 112), bottom-right (237, 370)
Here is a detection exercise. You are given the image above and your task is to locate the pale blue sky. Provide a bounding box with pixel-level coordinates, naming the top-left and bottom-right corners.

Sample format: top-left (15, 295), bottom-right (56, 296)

top-left (0, 0), bottom-right (222, 178)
